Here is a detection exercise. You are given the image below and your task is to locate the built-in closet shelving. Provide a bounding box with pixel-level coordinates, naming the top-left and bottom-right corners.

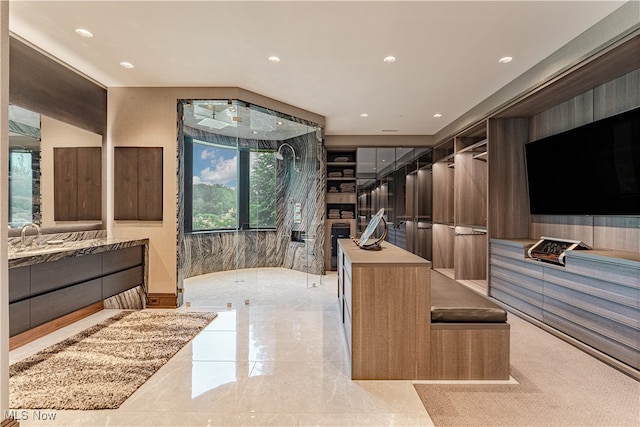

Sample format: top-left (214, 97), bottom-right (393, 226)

top-left (432, 123), bottom-right (488, 291)
top-left (325, 149), bottom-right (357, 270)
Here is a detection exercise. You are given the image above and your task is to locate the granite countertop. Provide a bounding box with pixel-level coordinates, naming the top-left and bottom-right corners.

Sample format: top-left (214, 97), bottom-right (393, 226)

top-left (9, 237), bottom-right (148, 269)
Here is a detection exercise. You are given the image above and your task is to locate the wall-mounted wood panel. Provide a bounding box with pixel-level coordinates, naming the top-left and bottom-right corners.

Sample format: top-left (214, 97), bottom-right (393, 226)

top-left (77, 147), bottom-right (102, 220)
top-left (114, 147), bottom-right (163, 220)
top-left (432, 162), bottom-right (454, 224)
top-left (54, 148), bottom-right (78, 221)
top-left (488, 118), bottom-right (530, 240)
top-left (593, 68), bottom-right (640, 120)
top-left (137, 147), bottom-right (163, 220)
top-left (432, 224), bottom-right (454, 269)
top-left (454, 234), bottom-right (487, 280)
top-left (9, 37), bottom-right (106, 135)
top-left (496, 33), bottom-right (640, 119)
top-left (454, 153), bottom-right (486, 227)
top-left (529, 91), bottom-right (594, 141)
top-left (54, 146), bottom-right (101, 221)
top-left (114, 147), bottom-right (138, 220)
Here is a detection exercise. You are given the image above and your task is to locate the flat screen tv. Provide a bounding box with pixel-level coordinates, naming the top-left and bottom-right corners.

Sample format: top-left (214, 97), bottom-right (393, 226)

top-left (525, 106), bottom-right (640, 216)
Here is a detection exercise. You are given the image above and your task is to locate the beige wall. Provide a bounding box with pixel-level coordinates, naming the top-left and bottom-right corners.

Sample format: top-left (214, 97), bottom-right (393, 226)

top-left (107, 87), bottom-right (324, 295)
top-left (40, 115), bottom-right (102, 227)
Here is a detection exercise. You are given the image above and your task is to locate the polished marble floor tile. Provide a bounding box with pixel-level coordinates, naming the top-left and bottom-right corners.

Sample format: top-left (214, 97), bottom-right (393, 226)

top-left (11, 267), bottom-right (432, 427)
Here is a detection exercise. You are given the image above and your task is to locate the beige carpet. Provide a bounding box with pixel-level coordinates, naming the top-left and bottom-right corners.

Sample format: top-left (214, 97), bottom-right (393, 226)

top-left (415, 315), bottom-right (640, 426)
top-left (10, 310), bottom-right (217, 410)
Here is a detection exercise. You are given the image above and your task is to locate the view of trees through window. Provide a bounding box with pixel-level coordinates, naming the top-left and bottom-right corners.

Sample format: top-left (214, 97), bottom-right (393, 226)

top-left (191, 140), bottom-right (276, 231)
top-left (249, 151), bottom-right (277, 228)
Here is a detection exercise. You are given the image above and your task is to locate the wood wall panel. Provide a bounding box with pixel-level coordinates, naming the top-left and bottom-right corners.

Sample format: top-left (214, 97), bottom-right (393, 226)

top-left (9, 37), bottom-right (106, 135)
top-left (432, 223), bottom-right (454, 269)
top-left (54, 148), bottom-right (78, 221)
top-left (593, 217), bottom-right (640, 253)
top-left (137, 147), bottom-right (163, 220)
top-left (496, 33), bottom-right (640, 119)
top-left (529, 215), bottom-right (595, 246)
top-left (114, 147), bottom-right (163, 221)
top-left (593, 68), bottom-right (640, 120)
top-left (487, 118), bottom-right (530, 239)
top-left (529, 91), bottom-right (593, 140)
top-left (454, 234), bottom-right (487, 280)
top-left (432, 162), bottom-right (454, 224)
top-left (76, 147), bottom-right (102, 220)
top-left (454, 153), bottom-right (486, 227)
top-left (114, 147), bottom-right (139, 220)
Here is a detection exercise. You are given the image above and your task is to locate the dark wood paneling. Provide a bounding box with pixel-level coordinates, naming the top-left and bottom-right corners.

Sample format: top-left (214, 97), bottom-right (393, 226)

top-left (488, 118), bottom-right (530, 239)
top-left (497, 34), bottom-right (640, 118)
top-left (54, 147), bottom-right (78, 221)
top-left (593, 68), bottom-right (640, 120)
top-left (54, 147), bottom-right (102, 221)
top-left (102, 246), bottom-right (144, 274)
top-left (102, 266), bottom-right (144, 299)
top-left (454, 153), bottom-right (487, 227)
top-left (30, 279), bottom-right (102, 327)
top-left (114, 147), bottom-right (163, 220)
top-left (30, 253), bottom-right (102, 294)
top-left (432, 162), bottom-right (454, 224)
top-left (529, 91), bottom-right (594, 140)
top-left (114, 147), bottom-right (139, 220)
top-left (9, 37), bottom-right (106, 135)
top-left (77, 147), bottom-right (102, 220)
top-left (137, 147), bottom-right (163, 220)
top-left (9, 300), bottom-right (31, 336)
top-left (9, 266), bottom-right (30, 302)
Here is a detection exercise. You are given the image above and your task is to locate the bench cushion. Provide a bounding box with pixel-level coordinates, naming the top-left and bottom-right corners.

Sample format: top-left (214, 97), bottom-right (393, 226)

top-left (431, 273), bottom-right (507, 323)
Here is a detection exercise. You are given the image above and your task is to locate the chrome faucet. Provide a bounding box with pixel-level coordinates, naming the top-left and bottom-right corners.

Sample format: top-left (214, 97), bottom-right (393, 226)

top-left (20, 223), bottom-right (41, 247)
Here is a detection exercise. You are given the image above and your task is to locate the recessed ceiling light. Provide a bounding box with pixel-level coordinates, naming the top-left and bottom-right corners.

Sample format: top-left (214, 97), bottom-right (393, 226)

top-left (360, 113), bottom-right (369, 118)
top-left (383, 56), bottom-right (396, 63)
top-left (268, 56), bottom-right (281, 63)
top-left (433, 113), bottom-right (442, 118)
top-left (276, 121), bottom-right (283, 126)
top-left (119, 61), bottom-right (134, 69)
top-left (499, 56), bottom-right (513, 64)
top-left (75, 28), bottom-right (93, 38)
top-left (251, 130), bottom-right (258, 134)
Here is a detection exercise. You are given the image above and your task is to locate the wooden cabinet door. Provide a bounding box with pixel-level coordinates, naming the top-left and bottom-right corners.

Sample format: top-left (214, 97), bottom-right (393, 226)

top-left (114, 147), bottom-right (163, 220)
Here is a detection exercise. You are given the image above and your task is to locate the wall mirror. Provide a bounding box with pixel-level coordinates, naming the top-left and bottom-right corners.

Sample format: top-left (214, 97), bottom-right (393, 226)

top-left (8, 104), bottom-right (103, 230)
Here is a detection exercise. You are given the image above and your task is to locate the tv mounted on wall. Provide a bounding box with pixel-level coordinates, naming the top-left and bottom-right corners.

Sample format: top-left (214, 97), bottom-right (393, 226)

top-left (525, 106), bottom-right (640, 216)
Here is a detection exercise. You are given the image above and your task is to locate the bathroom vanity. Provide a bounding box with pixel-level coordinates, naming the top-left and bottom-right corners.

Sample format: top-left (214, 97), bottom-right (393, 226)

top-left (8, 237), bottom-right (148, 348)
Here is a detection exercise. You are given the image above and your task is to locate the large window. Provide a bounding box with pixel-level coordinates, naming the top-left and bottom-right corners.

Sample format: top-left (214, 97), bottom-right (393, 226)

top-left (189, 140), bottom-right (277, 232)
top-left (181, 99), bottom-right (317, 233)
top-left (191, 141), bottom-right (238, 231)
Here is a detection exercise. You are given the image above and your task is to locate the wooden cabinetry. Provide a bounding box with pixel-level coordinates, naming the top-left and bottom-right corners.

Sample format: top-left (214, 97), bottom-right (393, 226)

top-left (338, 239), bottom-right (431, 379)
top-left (114, 147), bottom-right (163, 220)
top-left (490, 238), bottom-right (640, 374)
top-left (8, 245), bottom-right (145, 338)
top-left (432, 124), bottom-right (488, 286)
top-left (324, 149), bottom-right (357, 270)
top-left (54, 147), bottom-right (102, 221)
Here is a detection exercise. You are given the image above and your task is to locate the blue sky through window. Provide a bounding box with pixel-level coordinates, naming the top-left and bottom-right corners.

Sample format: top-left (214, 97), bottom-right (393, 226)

top-left (192, 140), bottom-right (237, 189)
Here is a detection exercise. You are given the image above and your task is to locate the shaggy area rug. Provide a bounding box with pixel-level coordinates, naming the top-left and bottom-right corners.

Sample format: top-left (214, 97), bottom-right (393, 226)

top-left (10, 310), bottom-right (217, 410)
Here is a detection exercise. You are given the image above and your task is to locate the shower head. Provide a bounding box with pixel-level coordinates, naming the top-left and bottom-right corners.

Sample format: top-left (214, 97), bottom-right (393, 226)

top-left (275, 143), bottom-right (300, 172)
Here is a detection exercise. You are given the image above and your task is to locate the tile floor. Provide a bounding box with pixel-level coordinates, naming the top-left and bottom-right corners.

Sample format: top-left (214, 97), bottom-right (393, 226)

top-left (9, 267), bottom-right (434, 426)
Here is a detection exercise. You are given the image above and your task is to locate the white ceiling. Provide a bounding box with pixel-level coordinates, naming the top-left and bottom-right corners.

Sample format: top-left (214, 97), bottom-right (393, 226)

top-left (8, 1), bottom-right (626, 136)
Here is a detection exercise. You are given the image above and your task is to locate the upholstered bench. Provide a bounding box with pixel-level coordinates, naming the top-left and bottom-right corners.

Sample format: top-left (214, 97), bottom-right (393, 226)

top-left (429, 271), bottom-right (510, 380)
